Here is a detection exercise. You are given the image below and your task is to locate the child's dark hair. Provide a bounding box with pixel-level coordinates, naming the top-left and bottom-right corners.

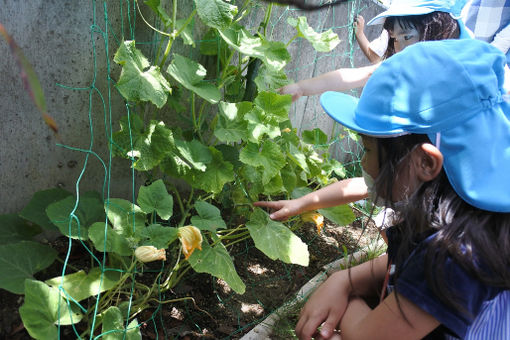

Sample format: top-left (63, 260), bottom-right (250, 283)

top-left (383, 12), bottom-right (460, 58)
top-left (260, 0), bottom-right (349, 11)
top-left (374, 134), bottom-right (510, 315)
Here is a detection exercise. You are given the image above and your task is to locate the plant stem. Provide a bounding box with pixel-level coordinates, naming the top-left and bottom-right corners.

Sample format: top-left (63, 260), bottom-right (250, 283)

top-left (286, 33), bottom-right (299, 47)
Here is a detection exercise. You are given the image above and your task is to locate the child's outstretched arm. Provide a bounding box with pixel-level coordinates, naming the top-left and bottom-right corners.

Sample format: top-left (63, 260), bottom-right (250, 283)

top-left (354, 15), bottom-right (382, 64)
top-left (253, 177), bottom-right (368, 220)
top-left (279, 64), bottom-right (379, 102)
top-left (295, 254), bottom-right (388, 340)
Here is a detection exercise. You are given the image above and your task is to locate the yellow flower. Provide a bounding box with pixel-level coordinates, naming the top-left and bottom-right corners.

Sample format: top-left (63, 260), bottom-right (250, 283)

top-left (134, 246), bottom-right (166, 263)
top-left (178, 225), bottom-right (203, 259)
top-left (282, 128), bottom-right (291, 133)
top-left (301, 212), bottom-right (324, 234)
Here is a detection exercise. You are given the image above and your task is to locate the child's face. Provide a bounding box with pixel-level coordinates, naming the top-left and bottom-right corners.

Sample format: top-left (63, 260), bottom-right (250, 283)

top-left (390, 22), bottom-right (420, 53)
top-left (361, 135), bottom-right (423, 202)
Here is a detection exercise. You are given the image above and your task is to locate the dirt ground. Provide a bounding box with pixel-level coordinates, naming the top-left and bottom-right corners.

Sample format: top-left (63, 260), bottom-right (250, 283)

top-left (0, 213), bottom-right (380, 340)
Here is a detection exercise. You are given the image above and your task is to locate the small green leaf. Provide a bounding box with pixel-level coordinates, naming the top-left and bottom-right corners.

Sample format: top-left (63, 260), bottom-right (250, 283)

top-left (167, 54), bottom-right (220, 104)
top-left (0, 241), bottom-right (57, 294)
top-left (114, 40), bottom-right (171, 108)
top-left (244, 107), bottom-right (281, 142)
top-left (319, 205), bottom-right (356, 226)
top-left (288, 16), bottom-right (340, 52)
top-left (190, 201), bottom-right (227, 232)
top-left (88, 222), bottom-right (133, 256)
top-left (20, 280), bottom-right (83, 340)
top-left (105, 199), bottom-right (146, 238)
top-left (45, 192), bottom-right (104, 240)
top-left (19, 188), bottom-right (72, 231)
top-left (194, 0), bottom-right (238, 29)
top-left (240, 141), bottom-right (286, 184)
top-left (246, 209), bottom-right (309, 266)
top-left (140, 224), bottom-right (179, 249)
top-left (137, 179), bottom-right (173, 220)
top-left (45, 268), bottom-right (121, 302)
top-left (188, 241), bottom-right (246, 294)
top-left (102, 306), bottom-right (142, 340)
top-left (0, 214), bottom-right (41, 245)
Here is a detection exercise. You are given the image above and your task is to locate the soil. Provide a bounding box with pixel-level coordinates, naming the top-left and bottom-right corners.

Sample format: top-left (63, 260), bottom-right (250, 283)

top-left (0, 213), bottom-right (380, 340)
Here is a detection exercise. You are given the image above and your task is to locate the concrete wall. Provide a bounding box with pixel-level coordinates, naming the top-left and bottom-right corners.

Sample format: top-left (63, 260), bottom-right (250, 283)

top-left (0, 1), bottom-right (384, 214)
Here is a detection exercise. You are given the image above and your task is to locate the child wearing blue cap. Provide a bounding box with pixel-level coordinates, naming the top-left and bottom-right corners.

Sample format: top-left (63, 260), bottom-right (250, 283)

top-left (255, 0), bottom-right (469, 222)
top-left (295, 39), bottom-right (510, 340)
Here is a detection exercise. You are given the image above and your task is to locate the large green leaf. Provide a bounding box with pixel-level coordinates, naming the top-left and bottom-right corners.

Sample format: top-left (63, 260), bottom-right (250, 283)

top-left (218, 25), bottom-right (291, 71)
top-left (114, 40), bottom-right (171, 108)
top-left (167, 54), bottom-right (220, 104)
top-left (102, 306), bottom-right (142, 340)
top-left (287, 143), bottom-right (310, 174)
top-left (239, 141), bottom-right (286, 184)
top-left (188, 240), bottom-right (245, 294)
top-left (175, 138), bottom-right (212, 172)
top-left (129, 121), bottom-right (175, 171)
top-left (88, 222), bottom-right (133, 256)
top-left (288, 17), bottom-right (340, 52)
top-left (45, 192), bottom-right (104, 240)
top-left (0, 241), bottom-right (57, 294)
top-left (0, 214), bottom-right (41, 245)
top-left (244, 107), bottom-right (281, 142)
top-left (189, 147), bottom-right (234, 193)
top-left (45, 268), bottom-right (121, 302)
top-left (246, 209), bottom-right (309, 266)
top-left (318, 205), bottom-right (356, 226)
top-left (190, 201), bottom-right (227, 232)
top-left (105, 199), bottom-right (146, 239)
top-left (214, 101), bottom-right (251, 143)
top-left (254, 91), bottom-right (292, 123)
top-left (302, 128), bottom-right (329, 147)
top-left (254, 65), bottom-right (290, 92)
top-left (139, 224), bottom-right (179, 249)
top-left (137, 179), bottom-right (173, 220)
top-left (20, 280), bottom-right (83, 340)
top-left (193, 0), bottom-right (237, 29)
top-left (19, 188), bottom-right (72, 231)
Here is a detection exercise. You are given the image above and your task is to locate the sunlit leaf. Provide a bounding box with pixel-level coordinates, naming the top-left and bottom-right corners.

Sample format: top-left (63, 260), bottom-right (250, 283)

top-left (194, 0), bottom-right (237, 29)
top-left (246, 209), bottom-right (309, 266)
top-left (239, 141), bottom-right (286, 184)
top-left (45, 268), bottom-right (121, 302)
top-left (114, 40), bottom-right (171, 108)
top-left (254, 65), bottom-right (290, 92)
top-left (288, 16), bottom-right (340, 52)
top-left (129, 121), bottom-right (175, 171)
top-left (214, 101), bottom-right (251, 143)
top-left (167, 54), bottom-right (220, 104)
top-left (20, 280), bottom-right (83, 340)
top-left (254, 91), bottom-right (292, 123)
top-left (302, 128), bottom-right (329, 146)
top-left (244, 107), bottom-right (281, 142)
top-left (137, 179), bottom-right (173, 220)
top-left (0, 241), bottom-right (57, 294)
top-left (319, 205), bottom-right (356, 226)
top-left (105, 199), bottom-right (146, 238)
top-left (175, 138), bottom-right (212, 172)
top-left (188, 240), bottom-right (246, 294)
top-left (189, 147), bottom-right (234, 193)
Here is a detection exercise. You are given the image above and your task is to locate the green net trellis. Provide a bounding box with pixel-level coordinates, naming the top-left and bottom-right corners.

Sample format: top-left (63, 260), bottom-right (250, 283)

top-left (15, 0), bottom-right (385, 339)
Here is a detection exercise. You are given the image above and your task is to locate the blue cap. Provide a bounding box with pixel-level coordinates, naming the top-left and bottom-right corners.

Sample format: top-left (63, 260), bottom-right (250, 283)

top-left (321, 39), bottom-right (510, 212)
top-left (367, 0), bottom-right (472, 39)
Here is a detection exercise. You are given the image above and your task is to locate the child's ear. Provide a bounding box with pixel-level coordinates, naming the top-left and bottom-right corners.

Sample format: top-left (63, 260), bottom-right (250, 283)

top-left (411, 143), bottom-right (443, 182)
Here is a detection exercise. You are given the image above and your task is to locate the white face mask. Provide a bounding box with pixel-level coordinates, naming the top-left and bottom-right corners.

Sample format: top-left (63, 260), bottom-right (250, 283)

top-left (362, 169), bottom-right (385, 206)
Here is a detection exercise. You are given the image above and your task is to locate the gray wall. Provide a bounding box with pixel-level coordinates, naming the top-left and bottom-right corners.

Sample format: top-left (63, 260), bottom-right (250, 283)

top-left (0, 1), bottom-right (384, 214)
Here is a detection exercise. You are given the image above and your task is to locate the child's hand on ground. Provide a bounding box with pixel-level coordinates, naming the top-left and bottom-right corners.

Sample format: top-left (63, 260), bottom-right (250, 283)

top-left (253, 199), bottom-right (305, 221)
top-left (278, 82), bottom-right (304, 102)
top-left (295, 271), bottom-right (350, 340)
top-left (354, 15), bottom-right (365, 37)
